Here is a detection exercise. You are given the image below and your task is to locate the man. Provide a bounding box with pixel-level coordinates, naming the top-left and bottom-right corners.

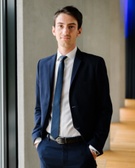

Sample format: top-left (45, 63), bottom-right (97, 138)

top-left (32, 6), bottom-right (112, 168)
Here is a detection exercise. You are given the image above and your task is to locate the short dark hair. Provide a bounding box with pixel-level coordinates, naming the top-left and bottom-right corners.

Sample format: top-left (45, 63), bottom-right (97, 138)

top-left (53, 6), bottom-right (83, 29)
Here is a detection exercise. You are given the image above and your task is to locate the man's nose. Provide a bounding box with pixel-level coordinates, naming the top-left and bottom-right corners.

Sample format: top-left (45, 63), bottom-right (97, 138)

top-left (62, 27), bottom-right (69, 35)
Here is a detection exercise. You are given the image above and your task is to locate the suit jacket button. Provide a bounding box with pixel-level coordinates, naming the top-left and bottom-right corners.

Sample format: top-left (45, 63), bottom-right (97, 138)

top-left (71, 106), bottom-right (76, 109)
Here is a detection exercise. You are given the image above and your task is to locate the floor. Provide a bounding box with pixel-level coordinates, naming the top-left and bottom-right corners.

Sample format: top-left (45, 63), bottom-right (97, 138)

top-left (96, 99), bottom-right (135, 168)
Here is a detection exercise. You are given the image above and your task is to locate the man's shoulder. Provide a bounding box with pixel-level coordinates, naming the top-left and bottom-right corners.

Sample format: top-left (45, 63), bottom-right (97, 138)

top-left (38, 54), bottom-right (56, 66)
top-left (78, 50), bottom-right (104, 63)
top-left (39, 54), bottom-right (56, 63)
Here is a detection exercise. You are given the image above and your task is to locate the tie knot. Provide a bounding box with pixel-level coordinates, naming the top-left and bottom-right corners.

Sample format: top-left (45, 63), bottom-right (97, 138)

top-left (59, 56), bottom-right (67, 62)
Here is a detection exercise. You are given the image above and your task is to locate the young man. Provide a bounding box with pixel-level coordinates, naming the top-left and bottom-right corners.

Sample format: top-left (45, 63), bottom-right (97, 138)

top-left (32, 6), bottom-right (112, 168)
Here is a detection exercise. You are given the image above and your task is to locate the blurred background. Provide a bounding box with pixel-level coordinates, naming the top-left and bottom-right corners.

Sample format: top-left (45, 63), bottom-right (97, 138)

top-left (0, 0), bottom-right (135, 167)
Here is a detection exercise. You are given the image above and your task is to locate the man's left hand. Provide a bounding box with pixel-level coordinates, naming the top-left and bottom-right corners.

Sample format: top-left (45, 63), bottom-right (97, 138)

top-left (90, 149), bottom-right (97, 160)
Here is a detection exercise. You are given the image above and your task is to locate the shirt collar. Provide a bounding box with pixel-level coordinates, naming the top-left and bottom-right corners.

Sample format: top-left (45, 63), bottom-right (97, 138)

top-left (57, 47), bottom-right (77, 61)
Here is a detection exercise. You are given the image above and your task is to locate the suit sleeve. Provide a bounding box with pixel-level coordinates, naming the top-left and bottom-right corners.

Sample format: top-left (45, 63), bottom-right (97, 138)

top-left (88, 58), bottom-right (113, 155)
top-left (32, 60), bottom-right (42, 143)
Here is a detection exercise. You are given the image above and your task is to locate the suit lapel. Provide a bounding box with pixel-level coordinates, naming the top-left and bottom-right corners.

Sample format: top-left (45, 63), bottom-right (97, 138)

top-left (70, 49), bottom-right (82, 85)
top-left (46, 49), bottom-right (82, 88)
top-left (47, 54), bottom-right (57, 89)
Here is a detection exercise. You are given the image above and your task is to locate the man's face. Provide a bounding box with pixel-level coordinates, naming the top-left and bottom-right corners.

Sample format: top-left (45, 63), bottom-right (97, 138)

top-left (52, 13), bottom-right (82, 50)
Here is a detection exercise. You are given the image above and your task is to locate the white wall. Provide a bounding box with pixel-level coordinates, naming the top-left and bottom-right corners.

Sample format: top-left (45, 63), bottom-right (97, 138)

top-left (17, 0), bottom-right (125, 167)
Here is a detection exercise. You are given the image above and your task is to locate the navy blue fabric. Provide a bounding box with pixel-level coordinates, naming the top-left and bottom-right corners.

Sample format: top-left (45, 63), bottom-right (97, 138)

top-left (37, 137), bottom-right (97, 168)
top-left (32, 48), bottom-right (112, 155)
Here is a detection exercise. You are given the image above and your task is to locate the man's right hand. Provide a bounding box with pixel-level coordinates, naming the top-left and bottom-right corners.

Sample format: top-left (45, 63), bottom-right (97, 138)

top-left (34, 137), bottom-right (42, 148)
top-left (35, 142), bottom-right (40, 148)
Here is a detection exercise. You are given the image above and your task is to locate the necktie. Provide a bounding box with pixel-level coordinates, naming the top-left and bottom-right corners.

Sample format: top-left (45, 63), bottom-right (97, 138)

top-left (51, 56), bottom-right (67, 139)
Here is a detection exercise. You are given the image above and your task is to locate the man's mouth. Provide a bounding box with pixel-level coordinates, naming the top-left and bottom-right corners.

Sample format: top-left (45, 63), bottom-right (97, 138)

top-left (61, 36), bottom-right (70, 40)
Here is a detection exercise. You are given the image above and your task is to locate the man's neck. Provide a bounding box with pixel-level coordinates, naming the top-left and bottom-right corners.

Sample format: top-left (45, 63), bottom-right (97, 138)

top-left (58, 46), bottom-right (76, 55)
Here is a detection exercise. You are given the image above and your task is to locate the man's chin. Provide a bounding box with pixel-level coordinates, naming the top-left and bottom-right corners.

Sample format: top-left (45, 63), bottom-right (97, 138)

top-left (60, 42), bottom-right (71, 48)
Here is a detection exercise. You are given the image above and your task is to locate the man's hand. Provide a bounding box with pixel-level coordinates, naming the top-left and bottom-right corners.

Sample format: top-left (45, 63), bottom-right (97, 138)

top-left (90, 149), bottom-right (97, 160)
top-left (34, 137), bottom-right (42, 148)
top-left (35, 142), bottom-right (40, 148)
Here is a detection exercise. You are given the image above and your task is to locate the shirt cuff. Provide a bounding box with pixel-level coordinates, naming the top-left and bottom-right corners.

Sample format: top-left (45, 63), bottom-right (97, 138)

top-left (89, 145), bottom-right (100, 156)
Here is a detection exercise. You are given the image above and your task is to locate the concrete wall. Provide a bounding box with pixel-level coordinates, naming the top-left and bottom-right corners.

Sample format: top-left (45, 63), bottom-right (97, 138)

top-left (17, 0), bottom-right (125, 167)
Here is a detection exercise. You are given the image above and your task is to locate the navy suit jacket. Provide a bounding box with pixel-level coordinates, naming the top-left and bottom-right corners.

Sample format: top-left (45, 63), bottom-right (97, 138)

top-left (32, 48), bottom-right (112, 155)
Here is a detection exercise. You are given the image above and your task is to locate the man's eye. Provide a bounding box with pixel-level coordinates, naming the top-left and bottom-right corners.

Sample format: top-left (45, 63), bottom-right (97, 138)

top-left (69, 26), bottom-right (74, 29)
top-left (58, 25), bottom-right (63, 28)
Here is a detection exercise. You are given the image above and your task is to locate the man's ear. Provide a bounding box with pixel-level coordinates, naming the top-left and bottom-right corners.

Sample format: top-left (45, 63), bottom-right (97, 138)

top-left (52, 26), bottom-right (56, 36)
top-left (77, 27), bottom-right (82, 36)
